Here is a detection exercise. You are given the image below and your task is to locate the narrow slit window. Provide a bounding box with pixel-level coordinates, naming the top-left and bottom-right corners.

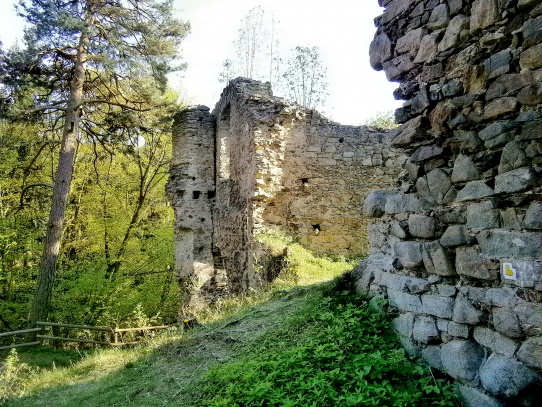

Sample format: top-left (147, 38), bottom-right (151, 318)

top-left (192, 191), bottom-right (201, 199)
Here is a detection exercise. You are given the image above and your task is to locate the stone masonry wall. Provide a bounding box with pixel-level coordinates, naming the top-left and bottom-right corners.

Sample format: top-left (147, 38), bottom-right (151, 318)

top-left (357, 0), bottom-right (542, 405)
top-left (167, 78), bottom-right (403, 305)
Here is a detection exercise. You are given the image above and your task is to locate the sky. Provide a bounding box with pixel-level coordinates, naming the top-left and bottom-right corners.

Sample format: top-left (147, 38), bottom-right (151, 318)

top-left (0, 0), bottom-right (401, 125)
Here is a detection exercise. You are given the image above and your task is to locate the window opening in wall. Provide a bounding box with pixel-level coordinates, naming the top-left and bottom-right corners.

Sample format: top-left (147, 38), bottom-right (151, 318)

top-left (312, 224), bottom-right (321, 235)
top-left (192, 177), bottom-right (196, 181)
top-left (301, 178), bottom-right (309, 186)
top-left (176, 190), bottom-right (185, 199)
top-left (200, 218), bottom-right (205, 222)
top-left (339, 137), bottom-right (344, 143)
top-left (192, 191), bottom-right (201, 199)
top-left (218, 104), bottom-right (232, 180)
top-left (207, 190), bottom-right (216, 199)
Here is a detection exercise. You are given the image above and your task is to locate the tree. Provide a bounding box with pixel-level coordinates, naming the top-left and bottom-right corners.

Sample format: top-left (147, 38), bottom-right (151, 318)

top-left (282, 46), bottom-right (328, 110)
top-left (219, 6), bottom-right (281, 86)
top-left (6, 0), bottom-right (189, 333)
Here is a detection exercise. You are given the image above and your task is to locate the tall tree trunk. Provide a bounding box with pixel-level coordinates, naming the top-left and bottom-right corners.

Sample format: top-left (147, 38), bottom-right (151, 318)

top-left (27, 33), bottom-right (89, 338)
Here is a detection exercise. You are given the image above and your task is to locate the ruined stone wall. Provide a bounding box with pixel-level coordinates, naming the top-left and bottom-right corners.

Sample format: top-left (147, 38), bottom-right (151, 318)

top-left (358, 0), bottom-right (542, 405)
top-left (167, 78), bottom-right (402, 302)
top-left (166, 106), bottom-right (216, 311)
top-left (262, 114), bottom-right (404, 255)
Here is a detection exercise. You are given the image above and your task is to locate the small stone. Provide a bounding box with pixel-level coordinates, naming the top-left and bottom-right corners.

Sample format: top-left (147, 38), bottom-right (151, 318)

top-left (456, 181), bottom-right (495, 201)
top-left (437, 284), bottom-right (457, 297)
top-left (451, 154), bottom-right (480, 183)
top-left (524, 202), bottom-right (542, 229)
top-left (494, 167), bottom-right (538, 194)
top-left (520, 43), bottom-right (542, 70)
top-left (470, 0), bottom-right (500, 31)
top-left (455, 247), bottom-right (496, 280)
top-left (422, 241), bottom-right (456, 276)
top-left (422, 346), bottom-right (443, 370)
top-left (453, 293), bottom-right (485, 324)
top-left (363, 190), bottom-right (396, 217)
top-left (473, 327), bottom-right (519, 357)
top-left (388, 289), bottom-right (422, 313)
top-left (518, 120), bottom-right (542, 141)
top-left (440, 225), bottom-right (470, 247)
top-left (480, 354), bottom-right (540, 398)
top-left (410, 145), bottom-right (443, 163)
top-left (483, 49), bottom-right (511, 81)
top-left (466, 201), bottom-right (500, 229)
top-left (392, 312), bottom-right (415, 338)
top-left (493, 308), bottom-right (523, 339)
top-left (396, 28), bottom-right (425, 56)
top-left (483, 97), bottom-right (518, 121)
top-left (384, 192), bottom-right (432, 214)
top-left (393, 242), bottom-right (424, 269)
top-left (457, 385), bottom-right (505, 407)
top-left (416, 168), bottom-right (457, 205)
top-left (448, 321), bottom-right (469, 338)
top-left (438, 15), bottom-right (470, 52)
top-left (517, 83), bottom-right (542, 105)
top-left (421, 294), bottom-right (455, 319)
top-left (427, 4), bottom-right (450, 30)
top-left (515, 303), bottom-right (542, 336)
top-left (408, 214), bottom-right (436, 238)
top-left (369, 33), bottom-right (393, 71)
top-left (517, 336), bottom-right (542, 369)
top-left (413, 316), bottom-right (440, 344)
top-left (415, 32), bottom-right (440, 63)
top-left (440, 340), bottom-right (484, 383)
top-left (498, 141), bottom-right (529, 174)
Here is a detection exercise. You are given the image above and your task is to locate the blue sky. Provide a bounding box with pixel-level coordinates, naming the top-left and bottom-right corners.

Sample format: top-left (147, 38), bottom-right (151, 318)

top-left (0, 0), bottom-right (401, 124)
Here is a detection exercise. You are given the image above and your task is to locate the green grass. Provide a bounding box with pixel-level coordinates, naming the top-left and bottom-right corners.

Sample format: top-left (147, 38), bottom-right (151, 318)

top-left (1, 232), bottom-right (458, 407)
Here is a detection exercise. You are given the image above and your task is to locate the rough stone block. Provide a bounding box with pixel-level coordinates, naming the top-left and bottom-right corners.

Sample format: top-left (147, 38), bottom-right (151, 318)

top-left (514, 303), bottom-right (542, 336)
top-left (393, 241), bottom-right (424, 269)
top-left (422, 345), bottom-right (444, 370)
top-left (440, 225), bottom-right (470, 247)
top-left (498, 141), bottom-right (529, 174)
top-left (408, 214), bottom-right (436, 238)
top-left (415, 32), bottom-right (440, 63)
top-left (484, 288), bottom-right (520, 308)
top-left (441, 340), bottom-right (484, 383)
top-left (384, 193), bottom-right (432, 214)
top-left (470, 0), bottom-right (500, 31)
top-left (413, 316), bottom-right (440, 344)
top-left (392, 312), bottom-right (415, 338)
top-left (416, 168), bottom-right (457, 205)
top-left (493, 308), bottom-right (523, 339)
top-left (388, 289), bottom-right (422, 313)
top-left (457, 385), bottom-right (505, 407)
top-left (517, 120), bottom-right (542, 141)
top-left (448, 321), bottom-right (469, 338)
top-left (422, 241), bottom-right (456, 276)
top-left (427, 4), bottom-right (450, 30)
top-left (455, 247), bottom-right (495, 280)
top-left (517, 336), bottom-right (542, 370)
top-left (483, 97), bottom-right (518, 121)
top-left (494, 167), bottom-right (538, 194)
top-left (458, 181), bottom-right (495, 202)
top-left (453, 293), bottom-right (485, 324)
top-left (363, 190), bottom-right (397, 217)
top-left (451, 154), bottom-right (480, 183)
top-left (466, 201), bottom-right (500, 229)
top-left (480, 354), bottom-right (540, 398)
top-left (437, 284), bottom-right (457, 297)
top-left (478, 230), bottom-right (542, 260)
top-left (369, 33), bottom-right (393, 71)
top-left (421, 294), bottom-right (455, 319)
top-left (483, 49), bottom-right (511, 81)
top-left (473, 327), bottom-right (519, 357)
top-left (396, 27), bottom-right (425, 56)
top-left (438, 14), bottom-right (470, 52)
top-left (520, 43), bottom-right (542, 70)
top-left (500, 260), bottom-right (542, 289)
top-left (523, 202), bottom-right (542, 229)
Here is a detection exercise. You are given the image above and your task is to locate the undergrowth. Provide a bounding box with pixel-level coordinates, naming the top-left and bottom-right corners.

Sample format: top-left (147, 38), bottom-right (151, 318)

top-left (194, 277), bottom-right (457, 407)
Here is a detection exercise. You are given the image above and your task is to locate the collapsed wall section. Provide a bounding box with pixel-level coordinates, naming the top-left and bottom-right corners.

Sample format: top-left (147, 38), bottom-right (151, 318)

top-left (358, 0), bottom-right (542, 405)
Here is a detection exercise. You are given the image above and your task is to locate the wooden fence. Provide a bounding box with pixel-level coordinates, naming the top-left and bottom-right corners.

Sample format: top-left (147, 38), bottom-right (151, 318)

top-left (0, 322), bottom-right (176, 351)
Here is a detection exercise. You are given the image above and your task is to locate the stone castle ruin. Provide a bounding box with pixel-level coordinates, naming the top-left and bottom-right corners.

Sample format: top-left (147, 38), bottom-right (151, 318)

top-left (356, 0), bottom-right (542, 405)
top-left (167, 0), bottom-right (542, 404)
top-left (166, 79), bottom-right (404, 307)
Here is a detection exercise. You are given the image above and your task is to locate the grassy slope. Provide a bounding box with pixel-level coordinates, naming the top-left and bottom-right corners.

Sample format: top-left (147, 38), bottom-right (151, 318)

top-left (1, 234), bottom-right (458, 407)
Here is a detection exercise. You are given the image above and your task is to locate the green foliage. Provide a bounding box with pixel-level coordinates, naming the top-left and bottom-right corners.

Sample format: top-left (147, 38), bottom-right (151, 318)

top-left (363, 110), bottom-right (399, 129)
top-left (0, 350), bottom-right (36, 402)
top-left (200, 282), bottom-right (456, 407)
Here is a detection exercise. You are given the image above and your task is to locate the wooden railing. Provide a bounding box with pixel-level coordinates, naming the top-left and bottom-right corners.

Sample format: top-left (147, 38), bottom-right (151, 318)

top-left (0, 322), bottom-right (176, 351)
